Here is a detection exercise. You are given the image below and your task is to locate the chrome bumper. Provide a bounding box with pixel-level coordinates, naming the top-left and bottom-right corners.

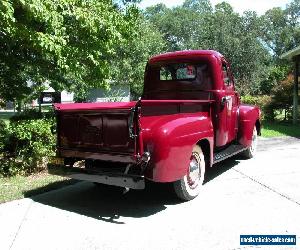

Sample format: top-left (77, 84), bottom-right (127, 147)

top-left (48, 164), bottom-right (145, 190)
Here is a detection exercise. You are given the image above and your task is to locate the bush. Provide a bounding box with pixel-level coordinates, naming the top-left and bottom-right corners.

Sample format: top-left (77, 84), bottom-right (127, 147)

top-left (9, 109), bottom-right (54, 122)
top-left (0, 120), bottom-right (9, 153)
top-left (0, 117), bottom-right (55, 177)
top-left (269, 74), bottom-right (294, 121)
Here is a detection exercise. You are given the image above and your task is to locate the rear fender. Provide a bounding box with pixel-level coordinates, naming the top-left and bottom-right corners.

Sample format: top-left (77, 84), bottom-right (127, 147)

top-left (141, 114), bottom-right (213, 182)
top-left (238, 105), bottom-right (261, 147)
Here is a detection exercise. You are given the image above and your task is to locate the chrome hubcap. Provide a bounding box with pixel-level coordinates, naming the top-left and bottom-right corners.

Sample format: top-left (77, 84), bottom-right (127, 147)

top-left (187, 152), bottom-right (201, 189)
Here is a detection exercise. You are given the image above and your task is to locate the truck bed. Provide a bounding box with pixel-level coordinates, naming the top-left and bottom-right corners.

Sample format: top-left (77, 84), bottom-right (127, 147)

top-left (54, 100), bottom-right (213, 164)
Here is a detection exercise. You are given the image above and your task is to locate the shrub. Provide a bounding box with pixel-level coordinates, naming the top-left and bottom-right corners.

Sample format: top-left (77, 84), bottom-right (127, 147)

top-left (241, 74), bottom-right (294, 121)
top-left (0, 120), bottom-right (9, 153)
top-left (0, 117), bottom-right (55, 177)
top-left (269, 74), bottom-right (294, 121)
top-left (9, 109), bottom-right (54, 122)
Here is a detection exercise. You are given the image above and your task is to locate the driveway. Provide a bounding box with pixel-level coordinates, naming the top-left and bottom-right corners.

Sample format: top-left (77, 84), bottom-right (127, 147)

top-left (0, 137), bottom-right (299, 250)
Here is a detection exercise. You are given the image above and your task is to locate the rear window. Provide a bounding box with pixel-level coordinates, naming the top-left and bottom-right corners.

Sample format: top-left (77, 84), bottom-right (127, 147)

top-left (143, 61), bottom-right (213, 99)
top-left (160, 64), bottom-right (197, 81)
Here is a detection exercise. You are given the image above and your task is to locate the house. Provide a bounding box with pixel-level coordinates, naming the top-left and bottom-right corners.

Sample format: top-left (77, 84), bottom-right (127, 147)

top-left (86, 85), bottom-right (130, 102)
top-left (281, 46), bottom-right (300, 124)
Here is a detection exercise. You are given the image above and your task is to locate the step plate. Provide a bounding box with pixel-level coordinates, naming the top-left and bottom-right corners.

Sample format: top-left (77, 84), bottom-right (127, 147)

top-left (213, 144), bottom-right (247, 164)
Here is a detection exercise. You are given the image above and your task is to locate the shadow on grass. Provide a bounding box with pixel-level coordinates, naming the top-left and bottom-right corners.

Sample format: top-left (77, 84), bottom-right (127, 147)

top-left (25, 157), bottom-right (241, 224)
top-left (24, 179), bottom-right (79, 198)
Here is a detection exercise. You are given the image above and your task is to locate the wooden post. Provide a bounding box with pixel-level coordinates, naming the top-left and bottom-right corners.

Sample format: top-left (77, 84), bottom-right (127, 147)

top-left (293, 57), bottom-right (299, 125)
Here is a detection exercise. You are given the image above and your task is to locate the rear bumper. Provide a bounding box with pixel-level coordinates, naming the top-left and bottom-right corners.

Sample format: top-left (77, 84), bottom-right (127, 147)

top-left (48, 164), bottom-right (145, 190)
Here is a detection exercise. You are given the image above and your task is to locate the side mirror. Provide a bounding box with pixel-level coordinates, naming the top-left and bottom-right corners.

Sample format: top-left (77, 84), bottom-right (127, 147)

top-left (221, 96), bottom-right (231, 106)
top-left (224, 77), bottom-right (230, 86)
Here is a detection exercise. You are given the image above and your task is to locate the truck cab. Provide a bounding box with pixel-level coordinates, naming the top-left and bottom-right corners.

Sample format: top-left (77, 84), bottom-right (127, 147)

top-left (51, 50), bottom-right (261, 201)
top-left (143, 50), bottom-right (259, 148)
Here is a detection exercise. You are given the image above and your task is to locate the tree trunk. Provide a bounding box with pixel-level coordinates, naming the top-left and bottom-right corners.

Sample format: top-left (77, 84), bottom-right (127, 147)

top-left (17, 100), bottom-right (22, 113)
top-left (284, 108), bottom-right (287, 121)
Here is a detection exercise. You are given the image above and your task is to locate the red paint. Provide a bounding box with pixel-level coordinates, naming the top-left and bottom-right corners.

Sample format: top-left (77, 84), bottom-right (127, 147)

top-left (54, 50), bottom-right (261, 184)
top-left (141, 111), bottom-right (213, 182)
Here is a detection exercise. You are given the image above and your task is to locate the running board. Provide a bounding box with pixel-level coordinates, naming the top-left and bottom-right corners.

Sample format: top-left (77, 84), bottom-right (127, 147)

top-left (213, 144), bottom-right (247, 164)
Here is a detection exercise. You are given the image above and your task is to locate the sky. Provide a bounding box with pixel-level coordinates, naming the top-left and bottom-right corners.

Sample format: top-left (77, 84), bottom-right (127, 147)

top-left (139, 0), bottom-right (293, 15)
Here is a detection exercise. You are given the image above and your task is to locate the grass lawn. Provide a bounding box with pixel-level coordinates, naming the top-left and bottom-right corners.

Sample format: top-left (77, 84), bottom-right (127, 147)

top-left (261, 121), bottom-right (300, 138)
top-left (0, 172), bottom-right (76, 204)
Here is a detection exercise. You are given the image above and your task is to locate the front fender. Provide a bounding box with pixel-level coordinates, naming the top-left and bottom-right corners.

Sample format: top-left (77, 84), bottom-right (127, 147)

top-left (238, 105), bottom-right (261, 147)
top-left (140, 113), bottom-right (213, 182)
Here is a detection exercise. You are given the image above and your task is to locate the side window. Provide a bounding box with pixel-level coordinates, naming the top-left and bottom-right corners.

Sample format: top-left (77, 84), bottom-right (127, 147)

top-left (222, 63), bottom-right (232, 86)
top-left (160, 67), bottom-right (173, 80)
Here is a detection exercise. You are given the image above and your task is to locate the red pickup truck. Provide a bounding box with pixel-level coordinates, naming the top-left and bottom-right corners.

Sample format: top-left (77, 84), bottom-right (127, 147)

top-left (50, 50), bottom-right (261, 200)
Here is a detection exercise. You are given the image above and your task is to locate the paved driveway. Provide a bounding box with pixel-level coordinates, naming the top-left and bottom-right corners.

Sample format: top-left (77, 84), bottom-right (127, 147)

top-left (1, 137), bottom-right (300, 250)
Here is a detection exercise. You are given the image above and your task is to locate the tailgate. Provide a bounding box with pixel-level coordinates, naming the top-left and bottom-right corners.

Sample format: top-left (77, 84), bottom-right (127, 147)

top-left (54, 102), bottom-right (140, 163)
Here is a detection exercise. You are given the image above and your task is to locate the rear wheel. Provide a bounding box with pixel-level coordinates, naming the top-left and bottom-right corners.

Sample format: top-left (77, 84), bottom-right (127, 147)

top-left (173, 145), bottom-right (206, 201)
top-left (242, 126), bottom-right (258, 159)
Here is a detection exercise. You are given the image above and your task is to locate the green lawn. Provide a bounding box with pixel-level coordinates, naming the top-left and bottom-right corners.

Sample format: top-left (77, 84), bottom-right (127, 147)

top-left (0, 172), bottom-right (76, 204)
top-left (261, 121), bottom-right (300, 138)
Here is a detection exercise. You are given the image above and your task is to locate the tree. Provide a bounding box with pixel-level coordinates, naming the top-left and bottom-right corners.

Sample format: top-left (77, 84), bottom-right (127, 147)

top-left (109, 17), bottom-right (166, 98)
top-left (0, 0), bottom-right (139, 104)
top-left (260, 65), bottom-right (289, 95)
top-left (145, 1), bottom-right (213, 51)
top-left (261, 0), bottom-right (300, 59)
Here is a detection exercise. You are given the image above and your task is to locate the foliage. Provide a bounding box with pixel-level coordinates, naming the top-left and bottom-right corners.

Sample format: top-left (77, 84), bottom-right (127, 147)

top-left (242, 74), bottom-right (294, 121)
top-left (9, 108), bottom-right (54, 121)
top-left (269, 74), bottom-right (294, 121)
top-left (145, 1), bottom-right (213, 51)
top-left (103, 87), bottom-right (129, 102)
top-left (261, 3), bottom-right (300, 59)
top-left (259, 65), bottom-right (290, 94)
top-left (0, 0), bottom-right (140, 103)
top-left (0, 116), bottom-right (55, 176)
top-left (241, 95), bottom-right (271, 107)
top-left (110, 17), bottom-right (166, 98)
top-left (209, 6), bottom-right (270, 95)
top-left (0, 120), bottom-right (9, 152)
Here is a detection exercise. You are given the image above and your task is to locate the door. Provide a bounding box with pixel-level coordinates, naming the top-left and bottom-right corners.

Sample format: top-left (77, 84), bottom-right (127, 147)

top-left (222, 62), bottom-right (239, 144)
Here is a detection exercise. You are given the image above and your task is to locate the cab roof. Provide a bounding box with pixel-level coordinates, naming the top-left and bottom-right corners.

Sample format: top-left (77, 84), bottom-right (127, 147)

top-left (149, 50), bottom-right (224, 65)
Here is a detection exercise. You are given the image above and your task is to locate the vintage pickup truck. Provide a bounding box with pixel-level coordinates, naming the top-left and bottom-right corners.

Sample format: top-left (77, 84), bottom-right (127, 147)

top-left (50, 50), bottom-right (261, 200)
